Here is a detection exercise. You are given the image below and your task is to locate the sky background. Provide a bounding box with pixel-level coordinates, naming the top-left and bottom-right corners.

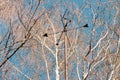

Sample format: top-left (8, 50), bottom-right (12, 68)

top-left (0, 0), bottom-right (118, 80)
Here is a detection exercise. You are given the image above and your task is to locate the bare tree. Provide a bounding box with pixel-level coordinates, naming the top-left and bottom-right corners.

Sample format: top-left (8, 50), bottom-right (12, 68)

top-left (0, 0), bottom-right (119, 80)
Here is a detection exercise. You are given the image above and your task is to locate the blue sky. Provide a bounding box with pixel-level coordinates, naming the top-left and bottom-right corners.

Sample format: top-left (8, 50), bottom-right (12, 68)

top-left (0, 0), bottom-right (118, 80)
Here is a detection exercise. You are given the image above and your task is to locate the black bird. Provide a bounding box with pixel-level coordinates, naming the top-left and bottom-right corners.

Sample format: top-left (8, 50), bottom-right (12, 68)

top-left (43, 33), bottom-right (48, 37)
top-left (83, 24), bottom-right (88, 27)
top-left (56, 43), bottom-right (59, 45)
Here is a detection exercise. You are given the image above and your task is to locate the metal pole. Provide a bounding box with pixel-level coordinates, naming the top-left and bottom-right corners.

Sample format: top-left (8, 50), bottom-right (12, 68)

top-left (64, 28), bottom-right (68, 80)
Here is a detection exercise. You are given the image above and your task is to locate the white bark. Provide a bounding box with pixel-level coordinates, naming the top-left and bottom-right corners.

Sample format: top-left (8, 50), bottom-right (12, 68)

top-left (46, 13), bottom-right (59, 80)
top-left (42, 39), bottom-right (50, 80)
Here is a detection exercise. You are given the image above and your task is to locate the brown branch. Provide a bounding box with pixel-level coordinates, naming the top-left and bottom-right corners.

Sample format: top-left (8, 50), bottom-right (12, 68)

top-left (0, 34), bottom-right (30, 68)
top-left (85, 38), bottom-right (92, 57)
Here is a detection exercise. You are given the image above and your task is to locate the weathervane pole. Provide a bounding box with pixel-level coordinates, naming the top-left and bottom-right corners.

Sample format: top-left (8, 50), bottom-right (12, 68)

top-left (42, 10), bottom-right (88, 80)
top-left (64, 26), bottom-right (68, 80)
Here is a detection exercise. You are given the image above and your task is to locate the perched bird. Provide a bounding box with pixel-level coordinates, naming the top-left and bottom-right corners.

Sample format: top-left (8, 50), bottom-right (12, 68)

top-left (43, 33), bottom-right (48, 37)
top-left (56, 43), bottom-right (59, 45)
top-left (83, 24), bottom-right (88, 28)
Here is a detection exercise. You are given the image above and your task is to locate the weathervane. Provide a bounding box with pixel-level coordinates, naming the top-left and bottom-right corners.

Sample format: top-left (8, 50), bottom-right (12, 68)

top-left (43, 9), bottom-right (88, 80)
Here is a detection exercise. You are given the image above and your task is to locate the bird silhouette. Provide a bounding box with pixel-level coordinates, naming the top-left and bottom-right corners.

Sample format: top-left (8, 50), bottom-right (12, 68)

top-left (83, 24), bottom-right (88, 27)
top-left (43, 33), bottom-right (48, 37)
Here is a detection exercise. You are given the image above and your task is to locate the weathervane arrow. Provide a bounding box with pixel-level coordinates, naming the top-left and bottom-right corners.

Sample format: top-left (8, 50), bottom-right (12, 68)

top-left (43, 24), bottom-right (89, 38)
